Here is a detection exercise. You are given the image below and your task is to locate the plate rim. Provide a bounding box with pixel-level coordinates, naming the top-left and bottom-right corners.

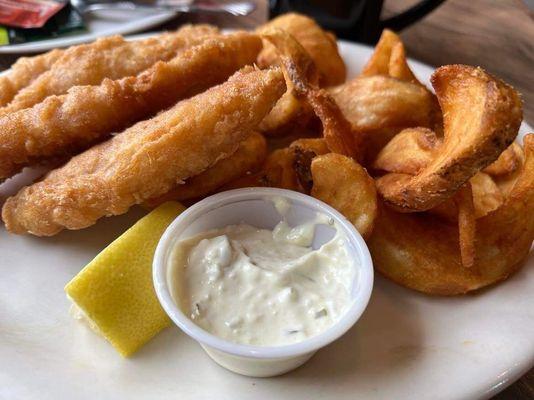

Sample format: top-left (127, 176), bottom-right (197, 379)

top-left (0, 11), bottom-right (177, 54)
top-left (0, 33), bottom-right (532, 400)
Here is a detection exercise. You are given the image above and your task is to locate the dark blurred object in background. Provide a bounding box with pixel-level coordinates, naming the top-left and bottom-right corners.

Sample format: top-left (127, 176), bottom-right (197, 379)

top-left (0, 4), bottom-right (85, 45)
top-left (269, 0), bottom-right (446, 43)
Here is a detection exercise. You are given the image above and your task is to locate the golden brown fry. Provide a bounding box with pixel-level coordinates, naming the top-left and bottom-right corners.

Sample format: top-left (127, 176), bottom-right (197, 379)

top-left (263, 148), bottom-right (301, 190)
top-left (289, 138), bottom-right (329, 155)
top-left (258, 89), bottom-right (310, 136)
top-left (225, 147), bottom-right (300, 191)
top-left (428, 172), bottom-right (504, 223)
top-left (470, 172), bottom-right (503, 218)
top-left (311, 153), bottom-right (377, 239)
top-left (454, 183), bottom-right (476, 268)
top-left (377, 65), bottom-right (522, 212)
top-left (258, 26), bottom-right (320, 137)
top-left (144, 132), bottom-right (267, 208)
top-left (369, 134), bottom-right (533, 295)
top-left (257, 13), bottom-right (346, 86)
top-left (328, 75), bottom-right (436, 162)
top-left (0, 48), bottom-right (64, 107)
top-left (329, 76), bottom-right (435, 131)
top-left (361, 29), bottom-right (400, 77)
top-left (256, 13), bottom-right (345, 135)
top-left (306, 89), bottom-right (361, 160)
top-left (483, 142), bottom-right (523, 176)
top-left (262, 29), bottom-right (359, 160)
top-left (388, 42), bottom-right (421, 85)
top-left (0, 25), bottom-right (219, 116)
top-left (2, 67), bottom-right (285, 236)
top-left (371, 128), bottom-right (505, 220)
top-left (372, 127), bottom-right (441, 174)
top-left (224, 136), bottom-right (330, 192)
top-left (0, 33), bottom-right (262, 180)
top-left (361, 29), bottom-right (422, 86)
top-left (494, 144), bottom-right (526, 197)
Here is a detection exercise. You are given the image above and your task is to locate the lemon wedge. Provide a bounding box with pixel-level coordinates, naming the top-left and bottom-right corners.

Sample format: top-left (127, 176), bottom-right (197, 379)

top-left (65, 202), bottom-right (185, 357)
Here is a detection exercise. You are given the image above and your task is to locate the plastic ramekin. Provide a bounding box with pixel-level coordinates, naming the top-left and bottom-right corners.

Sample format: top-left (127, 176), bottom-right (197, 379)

top-left (153, 188), bottom-right (373, 377)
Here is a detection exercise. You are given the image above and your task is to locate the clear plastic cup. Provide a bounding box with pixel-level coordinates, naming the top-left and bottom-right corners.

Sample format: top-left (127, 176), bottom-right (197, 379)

top-left (153, 188), bottom-right (373, 377)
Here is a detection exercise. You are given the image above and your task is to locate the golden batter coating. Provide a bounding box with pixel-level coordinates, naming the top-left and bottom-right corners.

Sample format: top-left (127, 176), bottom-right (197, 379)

top-left (2, 67), bottom-right (285, 236)
top-left (0, 48), bottom-right (64, 107)
top-left (0, 32), bottom-right (262, 180)
top-left (0, 25), bottom-right (219, 116)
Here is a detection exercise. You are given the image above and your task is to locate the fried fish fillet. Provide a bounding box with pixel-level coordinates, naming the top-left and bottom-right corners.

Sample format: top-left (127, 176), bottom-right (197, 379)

top-left (0, 32), bottom-right (261, 180)
top-left (144, 131), bottom-right (267, 208)
top-left (2, 67), bottom-right (285, 236)
top-left (0, 49), bottom-right (64, 107)
top-left (0, 25), bottom-right (218, 117)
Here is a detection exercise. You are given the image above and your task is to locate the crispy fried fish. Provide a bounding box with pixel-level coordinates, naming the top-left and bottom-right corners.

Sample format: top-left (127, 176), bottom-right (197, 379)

top-left (2, 67), bottom-right (285, 236)
top-left (0, 25), bottom-right (218, 116)
top-left (0, 49), bottom-right (64, 107)
top-left (0, 32), bottom-right (261, 180)
top-left (144, 131), bottom-right (267, 208)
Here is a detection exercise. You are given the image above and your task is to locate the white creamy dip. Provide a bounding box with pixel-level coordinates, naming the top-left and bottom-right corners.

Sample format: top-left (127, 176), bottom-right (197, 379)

top-left (168, 204), bottom-right (356, 346)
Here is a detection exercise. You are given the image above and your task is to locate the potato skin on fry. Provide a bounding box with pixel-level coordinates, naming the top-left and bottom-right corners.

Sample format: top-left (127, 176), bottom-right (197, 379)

top-left (483, 142), bottom-right (523, 177)
top-left (369, 134), bottom-right (534, 295)
top-left (372, 127), bottom-right (441, 174)
top-left (2, 67), bottom-right (286, 236)
top-left (454, 183), bottom-right (476, 268)
top-left (257, 13), bottom-right (346, 86)
top-left (361, 29), bottom-right (422, 87)
top-left (0, 33), bottom-right (263, 180)
top-left (329, 76), bottom-right (437, 163)
top-left (144, 132), bottom-right (267, 207)
top-left (470, 172), bottom-right (503, 218)
top-left (377, 65), bottom-right (523, 212)
top-left (311, 153), bottom-right (377, 240)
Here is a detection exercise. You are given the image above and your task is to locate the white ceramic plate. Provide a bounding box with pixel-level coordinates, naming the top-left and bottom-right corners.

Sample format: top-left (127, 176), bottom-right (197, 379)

top-left (0, 9), bottom-right (176, 54)
top-left (0, 37), bottom-right (532, 400)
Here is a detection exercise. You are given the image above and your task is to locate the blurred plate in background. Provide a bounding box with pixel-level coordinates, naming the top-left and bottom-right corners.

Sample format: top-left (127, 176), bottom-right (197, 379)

top-left (0, 9), bottom-right (177, 54)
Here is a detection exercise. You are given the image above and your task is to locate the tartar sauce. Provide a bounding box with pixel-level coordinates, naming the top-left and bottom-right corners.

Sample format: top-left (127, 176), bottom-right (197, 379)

top-left (169, 201), bottom-right (356, 346)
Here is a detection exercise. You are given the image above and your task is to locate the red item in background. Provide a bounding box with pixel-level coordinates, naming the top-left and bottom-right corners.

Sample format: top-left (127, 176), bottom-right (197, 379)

top-left (0, 0), bottom-right (65, 28)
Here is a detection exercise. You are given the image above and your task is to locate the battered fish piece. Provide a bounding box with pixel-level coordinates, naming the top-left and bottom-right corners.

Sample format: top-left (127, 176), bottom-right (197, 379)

top-left (144, 132), bottom-right (267, 208)
top-left (0, 48), bottom-right (64, 107)
top-left (0, 32), bottom-right (262, 180)
top-left (0, 25), bottom-right (218, 116)
top-left (2, 67), bottom-right (285, 236)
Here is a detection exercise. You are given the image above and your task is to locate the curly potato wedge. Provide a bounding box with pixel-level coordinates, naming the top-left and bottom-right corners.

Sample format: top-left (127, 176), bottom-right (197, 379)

top-left (369, 134), bottom-right (533, 295)
top-left (290, 138), bottom-right (329, 155)
top-left (361, 29), bottom-right (421, 86)
top-left (258, 89), bottom-right (310, 136)
top-left (256, 13), bottom-right (345, 135)
top-left (483, 142), bottom-right (524, 177)
top-left (470, 171), bottom-right (504, 218)
top-left (257, 13), bottom-right (345, 86)
top-left (329, 76), bottom-right (437, 163)
top-left (310, 153), bottom-right (377, 239)
top-left (373, 127), bottom-right (441, 174)
top-left (223, 147), bottom-right (300, 191)
top-left (377, 65), bottom-right (522, 212)
top-left (261, 29), bottom-right (360, 160)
